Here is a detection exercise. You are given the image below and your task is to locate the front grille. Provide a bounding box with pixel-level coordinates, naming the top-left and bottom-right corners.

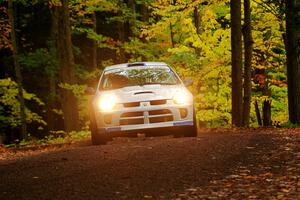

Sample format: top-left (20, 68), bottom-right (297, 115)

top-left (121, 111), bottom-right (143, 118)
top-left (150, 99), bottom-right (167, 105)
top-left (149, 115), bottom-right (173, 123)
top-left (120, 118), bottom-right (144, 125)
top-left (119, 109), bottom-right (173, 125)
top-left (149, 109), bottom-right (171, 115)
top-left (123, 102), bottom-right (140, 107)
top-left (149, 109), bottom-right (173, 123)
top-left (120, 111), bottom-right (144, 125)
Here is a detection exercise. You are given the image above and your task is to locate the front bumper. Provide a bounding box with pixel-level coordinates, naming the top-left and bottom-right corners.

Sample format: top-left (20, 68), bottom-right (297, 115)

top-left (98, 120), bottom-right (194, 134)
top-left (94, 99), bottom-right (194, 134)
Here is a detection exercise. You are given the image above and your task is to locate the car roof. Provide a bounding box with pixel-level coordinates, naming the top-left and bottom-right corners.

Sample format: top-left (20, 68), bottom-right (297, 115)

top-left (104, 62), bottom-right (168, 71)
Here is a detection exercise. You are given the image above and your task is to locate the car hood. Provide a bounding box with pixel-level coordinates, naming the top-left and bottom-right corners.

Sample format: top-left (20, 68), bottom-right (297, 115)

top-left (96, 84), bottom-right (191, 103)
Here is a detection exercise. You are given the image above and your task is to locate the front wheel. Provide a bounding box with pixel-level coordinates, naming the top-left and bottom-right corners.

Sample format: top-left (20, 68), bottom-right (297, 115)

top-left (173, 126), bottom-right (197, 138)
top-left (183, 124), bottom-right (197, 137)
top-left (185, 108), bottom-right (198, 137)
top-left (89, 103), bottom-right (108, 145)
top-left (91, 132), bottom-right (108, 145)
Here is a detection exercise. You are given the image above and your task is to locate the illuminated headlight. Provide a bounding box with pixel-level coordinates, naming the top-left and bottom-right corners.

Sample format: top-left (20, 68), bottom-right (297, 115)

top-left (97, 94), bottom-right (117, 111)
top-left (173, 92), bottom-right (189, 105)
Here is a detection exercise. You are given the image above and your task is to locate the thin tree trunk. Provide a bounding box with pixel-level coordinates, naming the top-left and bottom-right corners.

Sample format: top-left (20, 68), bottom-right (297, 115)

top-left (170, 22), bottom-right (175, 48)
top-left (242, 0), bottom-right (253, 127)
top-left (47, 3), bottom-right (60, 132)
top-left (230, 0), bottom-right (243, 127)
top-left (170, 0), bottom-right (176, 48)
top-left (262, 100), bottom-right (272, 126)
top-left (280, 22), bottom-right (287, 51)
top-left (194, 6), bottom-right (201, 35)
top-left (51, 0), bottom-right (79, 132)
top-left (46, 73), bottom-right (56, 131)
top-left (117, 14), bottom-right (126, 63)
top-left (8, 0), bottom-right (27, 139)
top-left (254, 100), bottom-right (262, 126)
top-left (286, 0), bottom-right (300, 124)
top-left (128, 0), bottom-right (136, 37)
top-left (92, 12), bottom-right (97, 69)
top-left (194, 6), bottom-right (202, 57)
top-left (141, 3), bottom-right (149, 23)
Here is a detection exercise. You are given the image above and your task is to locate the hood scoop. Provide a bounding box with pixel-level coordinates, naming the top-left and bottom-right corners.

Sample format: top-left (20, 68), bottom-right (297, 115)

top-left (134, 91), bottom-right (154, 95)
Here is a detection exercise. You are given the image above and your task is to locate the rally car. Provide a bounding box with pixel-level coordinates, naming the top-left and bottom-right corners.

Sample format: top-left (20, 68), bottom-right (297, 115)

top-left (86, 62), bottom-right (197, 145)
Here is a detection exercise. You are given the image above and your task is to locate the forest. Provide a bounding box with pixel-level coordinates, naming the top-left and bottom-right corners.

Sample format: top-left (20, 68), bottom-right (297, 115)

top-left (0, 0), bottom-right (300, 144)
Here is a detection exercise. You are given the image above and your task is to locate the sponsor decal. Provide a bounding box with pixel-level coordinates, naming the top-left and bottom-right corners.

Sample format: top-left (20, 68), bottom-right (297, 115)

top-left (173, 121), bottom-right (193, 126)
top-left (107, 127), bottom-right (122, 132)
top-left (99, 127), bottom-right (121, 133)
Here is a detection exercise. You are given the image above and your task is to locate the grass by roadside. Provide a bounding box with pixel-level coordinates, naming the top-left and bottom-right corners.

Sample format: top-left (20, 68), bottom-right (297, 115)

top-left (4, 130), bottom-right (90, 148)
top-left (0, 131), bottom-right (90, 161)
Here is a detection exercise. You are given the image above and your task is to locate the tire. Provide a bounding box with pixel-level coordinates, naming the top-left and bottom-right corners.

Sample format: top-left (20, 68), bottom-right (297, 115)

top-left (173, 132), bottom-right (183, 138)
top-left (174, 108), bottom-right (198, 138)
top-left (89, 103), bottom-right (107, 145)
top-left (184, 108), bottom-right (198, 137)
top-left (183, 124), bottom-right (197, 137)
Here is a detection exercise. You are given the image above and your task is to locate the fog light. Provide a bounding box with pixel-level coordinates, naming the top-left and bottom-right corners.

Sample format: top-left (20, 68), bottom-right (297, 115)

top-left (104, 114), bottom-right (112, 124)
top-left (179, 108), bottom-right (188, 118)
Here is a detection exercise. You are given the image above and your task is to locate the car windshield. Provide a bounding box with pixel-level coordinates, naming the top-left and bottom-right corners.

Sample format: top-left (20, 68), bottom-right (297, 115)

top-left (100, 66), bottom-right (181, 90)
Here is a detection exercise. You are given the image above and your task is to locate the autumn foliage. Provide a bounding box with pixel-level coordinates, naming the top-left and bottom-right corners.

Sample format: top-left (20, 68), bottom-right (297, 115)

top-left (0, 0), bottom-right (298, 143)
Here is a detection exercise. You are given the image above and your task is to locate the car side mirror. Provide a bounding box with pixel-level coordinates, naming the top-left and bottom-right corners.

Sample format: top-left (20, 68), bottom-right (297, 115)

top-left (183, 78), bottom-right (193, 87)
top-left (84, 87), bottom-right (96, 95)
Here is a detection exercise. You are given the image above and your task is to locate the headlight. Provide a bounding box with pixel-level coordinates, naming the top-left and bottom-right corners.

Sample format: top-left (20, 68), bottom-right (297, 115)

top-left (173, 92), bottom-right (188, 105)
top-left (97, 94), bottom-right (117, 111)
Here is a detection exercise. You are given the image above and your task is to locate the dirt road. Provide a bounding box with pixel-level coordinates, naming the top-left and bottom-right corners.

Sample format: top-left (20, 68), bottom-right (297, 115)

top-left (0, 131), bottom-right (299, 199)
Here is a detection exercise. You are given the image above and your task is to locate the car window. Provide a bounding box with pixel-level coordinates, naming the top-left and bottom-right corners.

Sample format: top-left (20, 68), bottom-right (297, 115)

top-left (100, 67), bottom-right (181, 90)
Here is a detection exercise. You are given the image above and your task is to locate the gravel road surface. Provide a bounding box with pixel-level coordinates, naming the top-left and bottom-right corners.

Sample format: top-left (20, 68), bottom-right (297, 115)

top-left (0, 132), bottom-right (299, 199)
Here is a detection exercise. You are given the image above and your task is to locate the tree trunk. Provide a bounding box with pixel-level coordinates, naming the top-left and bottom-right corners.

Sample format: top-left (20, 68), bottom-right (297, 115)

top-left (91, 12), bottom-right (97, 70)
top-left (170, 22), bottom-right (175, 48)
top-left (194, 6), bottom-right (201, 35)
top-left (194, 6), bottom-right (202, 57)
top-left (254, 100), bottom-right (262, 126)
top-left (242, 0), bottom-right (253, 127)
top-left (286, 0), bottom-right (300, 125)
top-left (263, 100), bottom-right (272, 126)
top-left (117, 14), bottom-right (126, 63)
top-left (46, 73), bottom-right (57, 131)
top-left (8, 0), bottom-right (27, 139)
top-left (51, 0), bottom-right (79, 132)
top-left (47, 3), bottom-right (60, 132)
top-left (230, 0), bottom-right (243, 127)
top-left (141, 3), bottom-right (149, 23)
top-left (128, 0), bottom-right (136, 37)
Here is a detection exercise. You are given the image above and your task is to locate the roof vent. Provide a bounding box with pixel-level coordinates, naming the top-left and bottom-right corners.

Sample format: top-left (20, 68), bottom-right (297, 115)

top-left (134, 91), bottom-right (153, 95)
top-left (127, 62), bottom-right (145, 67)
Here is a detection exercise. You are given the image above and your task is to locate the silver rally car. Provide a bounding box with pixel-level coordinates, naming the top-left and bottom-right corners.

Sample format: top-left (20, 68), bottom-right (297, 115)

top-left (86, 62), bottom-right (197, 145)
